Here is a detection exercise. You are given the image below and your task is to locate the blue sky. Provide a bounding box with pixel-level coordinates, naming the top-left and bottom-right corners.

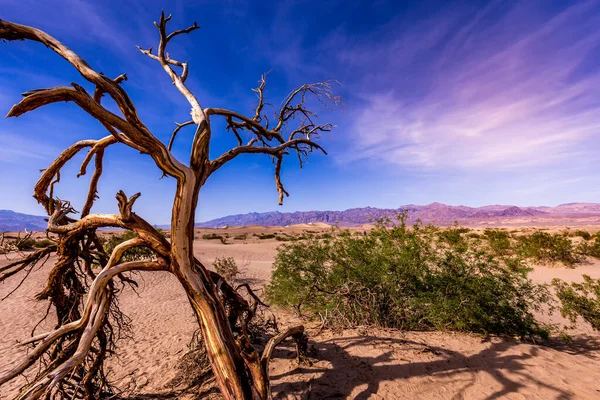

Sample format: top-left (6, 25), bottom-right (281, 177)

top-left (1, 0), bottom-right (600, 224)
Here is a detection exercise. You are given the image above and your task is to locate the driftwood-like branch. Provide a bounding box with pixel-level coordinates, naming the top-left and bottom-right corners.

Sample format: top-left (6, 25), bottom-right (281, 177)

top-left (168, 120), bottom-right (195, 151)
top-left (93, 73), bottom-right (128, 103)
top-left (1, 12), bottom-right (339, 400)
top-left (137, 11), bottom-right (203, 124)
top-left (0, 20), bottom-right (186, 180)
top-left (205, 79), bottom-right (339, 203)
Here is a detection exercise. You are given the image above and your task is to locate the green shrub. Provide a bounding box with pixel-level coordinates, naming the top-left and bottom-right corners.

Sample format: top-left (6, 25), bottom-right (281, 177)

top-left (202, 233), bottom-right (227, 244)
top-left (12, 236), bottom-right (55, 251)
top-left (266, 216), bottom-right (550, 338)
top-left (552, 275), bottom-right (600, 330)
top-left (32, 239), bottom-right (55, 248)
top-left (576, 233), bottom-right (600, 258)
top-left (483, 229), bottom-right (512, 256)
top-left (101, 230), bottom-right (154, 262)
top-left (275, 235), bottom-right (295, 242)
top-left (257, 233), bottom-right (276, 240)
top-left (213, 256), bottom-right (240, 282)
top-left (572, 230), bottom-right (592, 240)
top-left (436, 225), bottom-right (469, 251)
top-left (516, 231), bottom-right (582, 266)
top-left (233, 234), bottom-right (247, 241)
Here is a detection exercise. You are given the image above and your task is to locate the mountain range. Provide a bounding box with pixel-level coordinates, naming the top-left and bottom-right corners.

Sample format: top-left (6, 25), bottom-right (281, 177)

top-left (196, 202), bottom-right (600, 228)
top-left (4, 203), bottom-right (600, 231)
top-left (0, 209), bottom-right (47, 232)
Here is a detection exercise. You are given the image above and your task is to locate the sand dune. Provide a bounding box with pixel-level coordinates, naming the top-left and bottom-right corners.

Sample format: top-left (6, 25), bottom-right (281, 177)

top-left (2, 229), bottom-right (600, 399)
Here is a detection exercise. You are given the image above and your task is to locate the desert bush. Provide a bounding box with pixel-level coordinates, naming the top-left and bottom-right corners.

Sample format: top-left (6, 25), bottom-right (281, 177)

top-left (233, 234), bottom-right (247, 241)
top-left (17, 238), bottom-right (55, 250)
top-left (483, 228), bottom-right (512, 256)
top-left (31, 238), bottom-right (55, 248)
top-left (267, 215), bottom-right (550, 338)
top-left (572, 230), bottom-right (592, 240)
top-left (516, 231), bottom-right (582, 266)
top-left (552, 276), bottom-right (600, 330)
top-left (436, 225), bottom-right (469, 250)
top-left (202, 233), bottom-right (227, 244)
top-left (0, 232), bottom-right (54, 253)
top-left (101, 230), bottom-right (154, 261)
top-left (576, 233), bottom-right (600, 258)
top-left (275, 234), bottom-right (296, 242)
top-left (213, 256), bottom-right (240, 282)
top-left (257, 233), bottom-right (276, 240)
top-left (157, 228), bottom-right (171, 239)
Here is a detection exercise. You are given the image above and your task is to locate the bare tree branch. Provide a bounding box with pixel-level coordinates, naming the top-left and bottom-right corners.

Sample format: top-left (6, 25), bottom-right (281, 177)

top-left (1, 12), bottom-right (340, 400)
top-left (168, 120), bottom-right (195, 151)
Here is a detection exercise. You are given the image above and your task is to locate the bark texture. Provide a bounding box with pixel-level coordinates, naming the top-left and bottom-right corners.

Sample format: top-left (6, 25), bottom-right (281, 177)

top-left (0, 12), bottom-right (338, 400)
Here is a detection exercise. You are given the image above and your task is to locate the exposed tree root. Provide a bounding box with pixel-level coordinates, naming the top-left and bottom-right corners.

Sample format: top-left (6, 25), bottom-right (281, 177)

top-left (0, 11), bottom-right (338, 399)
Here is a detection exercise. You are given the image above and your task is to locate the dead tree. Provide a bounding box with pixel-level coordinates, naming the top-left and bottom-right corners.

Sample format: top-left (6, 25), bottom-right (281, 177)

top-left (0, 12), bottom-right (339, 400)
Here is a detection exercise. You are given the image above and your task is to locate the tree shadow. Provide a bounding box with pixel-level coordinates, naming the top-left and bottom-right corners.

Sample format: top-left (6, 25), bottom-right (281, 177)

top-left (270, 333), bottom-right (600, 399)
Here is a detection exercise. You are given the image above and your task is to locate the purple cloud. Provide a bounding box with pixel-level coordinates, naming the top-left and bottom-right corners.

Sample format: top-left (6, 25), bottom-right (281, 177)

top-left (328, 1), bottom-right (600, 171)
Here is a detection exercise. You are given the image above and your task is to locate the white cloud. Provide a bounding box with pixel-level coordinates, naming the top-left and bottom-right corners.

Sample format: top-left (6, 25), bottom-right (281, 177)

top-left (339, 1), bottom-right (600, 171)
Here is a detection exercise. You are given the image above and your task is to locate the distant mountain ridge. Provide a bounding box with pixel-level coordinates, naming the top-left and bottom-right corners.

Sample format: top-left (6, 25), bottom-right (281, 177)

top-left (197, 202), bottom-right (600, 228)
top-left (0, 210), bottom-right (47, 232)
top-left (4, 203), bottom-right (600, 231)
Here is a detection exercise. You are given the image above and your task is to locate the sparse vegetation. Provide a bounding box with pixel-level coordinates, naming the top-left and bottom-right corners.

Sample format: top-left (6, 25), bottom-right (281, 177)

top-left (516, 231), bottom-right (582, 266)
top-left (553, 276), bottom-right (600, 331)
top-left (483, 228), bottom-right (512, 255)
top-left (101, 230), bottom-right (155, 262)
top-left (572, 230), bottom-right (592, 240)
top-left (267, 215), bottom-right (551, 338)
top-left (0, 231), bottom-right (55, 253)
top-left (213, 257), bottom-right (240, 282)
top-left (202, 233), bottom-right (228, 244)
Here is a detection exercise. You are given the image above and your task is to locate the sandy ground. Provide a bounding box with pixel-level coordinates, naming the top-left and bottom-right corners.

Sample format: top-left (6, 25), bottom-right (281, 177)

top-left (1, 225), bottom-right (600, 399)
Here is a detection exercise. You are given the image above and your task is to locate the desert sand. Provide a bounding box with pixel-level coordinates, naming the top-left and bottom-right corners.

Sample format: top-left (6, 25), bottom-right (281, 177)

top-left (2, 225), bottom-right (600, 399)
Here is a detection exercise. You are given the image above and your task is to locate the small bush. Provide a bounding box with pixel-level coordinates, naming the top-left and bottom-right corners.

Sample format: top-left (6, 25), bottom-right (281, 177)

top-left (483, 228), bottom-right (512, 256)
top-left (436, 225), bottom-right (469, 250)
top-left (202, 233), bottom-right (227, 244)
top-left (0, 232), bottom-right (54, 253)
top-left (32, 239), bottom-right (55, 248)
top-left (266, 216), bottom-right (550, 338)
top-left (9, 235), bottom-right (55, 251)
top-left (553, 275), bottom-right (600, 330)
top-left (213, 256), bottom-right (240, 282)
top-left (101, 230), bottom-right (154, 262)
top-left (572, 230), bottom-right (592, 240)
top-left (257, 233), bottom-right (276, 240)
top-left (516, 231), bottom-right (582, 266)
top-left (275, 235), bottom-right (295, 242)
top-left (156, 228), bottom-right (170, 238)
top-left (233, 234), bottom-right (247, 241)
top-left (576, 233), bottom-right (600, 258)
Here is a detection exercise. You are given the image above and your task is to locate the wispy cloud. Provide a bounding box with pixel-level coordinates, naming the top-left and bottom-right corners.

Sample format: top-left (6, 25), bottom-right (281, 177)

top-left (0, 133), bottom-right (59, 163)
top-left (331, 1), bottom-right (600, 171)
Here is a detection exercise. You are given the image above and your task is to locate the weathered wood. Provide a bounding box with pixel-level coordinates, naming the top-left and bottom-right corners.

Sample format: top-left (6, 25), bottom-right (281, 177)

top-left (0, 12), bottom-right (338, 399)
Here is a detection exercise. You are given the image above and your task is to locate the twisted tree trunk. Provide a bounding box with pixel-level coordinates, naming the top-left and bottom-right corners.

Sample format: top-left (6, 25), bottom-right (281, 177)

top-left (0, 12), bottom-right (338, 399)
top-left (171, 176), bottom-right (257, 399)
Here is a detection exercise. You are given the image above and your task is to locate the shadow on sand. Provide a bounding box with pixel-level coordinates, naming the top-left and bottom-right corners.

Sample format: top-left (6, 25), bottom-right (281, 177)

top-left (269, 333), bottom-right (600, 400)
